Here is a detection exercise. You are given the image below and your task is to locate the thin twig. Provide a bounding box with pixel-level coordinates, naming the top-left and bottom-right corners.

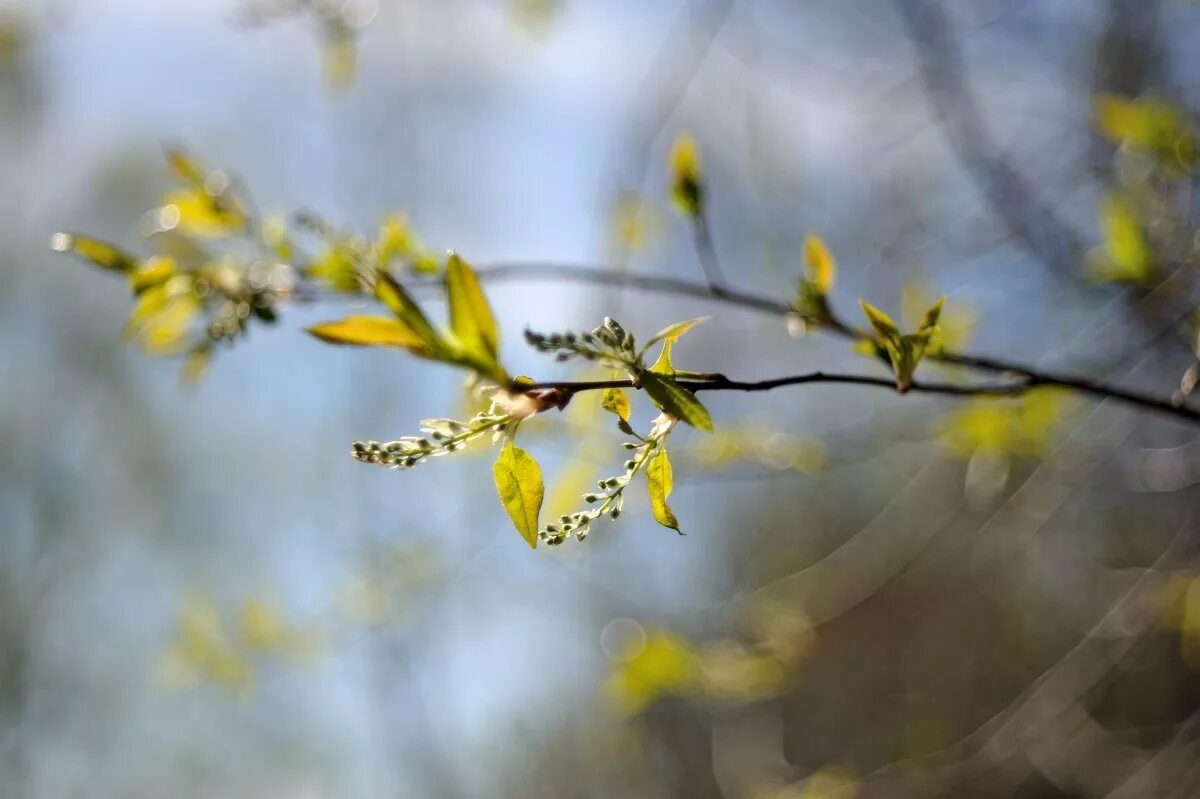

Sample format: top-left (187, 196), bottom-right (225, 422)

top-left (427, 262), bottom-right (1200, 424)
top-left (521, 370), bottom-right (1200, 424)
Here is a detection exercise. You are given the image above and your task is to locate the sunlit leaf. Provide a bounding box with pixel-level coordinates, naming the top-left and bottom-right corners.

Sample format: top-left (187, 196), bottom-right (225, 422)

top-left (803, 234), bottom-right (836, 294)
top-left (601, 387), bottom-right (632, 422)
top-left (161, 188), bottom-right (244, 238)
top-left (165, 148), bottom-right (207, 186)
top-left (158, 596), bottom-right (252, 694)
top-left (605, 629), bottom-right (698, 715)
top-left (50, 232), bottom-right (138, 274)
top-left (1094, 94), bottom-right (1195, 170)
top-left (668, 134), bottom-right (703, 217)
top-left (374, 272), bottom-right (451, 358)
top-left (640, 371), bottom-right (713, 431)
top-left (306, 246), bottom-right (362, 294)
top-left (130, 256), bottom-right (177, 293)
top-left (918, 296), bottom-right (945, 332)
top-left (646, 448), bottom-right (680, 532)
top-left (306, 315), bottom-right (433, 355)
top-left (1092, 194), bottom-right (1153, 283)
top-left (650, 339), bottom-right (676, 375)
top-left (860, 301), bottom-right (901, 343)
top-left (493, 441), bottom-right (545, 549)
top-left (445, 252), bottom-right (501, 370)
top-left (644, 316), bottom-right (708, 351)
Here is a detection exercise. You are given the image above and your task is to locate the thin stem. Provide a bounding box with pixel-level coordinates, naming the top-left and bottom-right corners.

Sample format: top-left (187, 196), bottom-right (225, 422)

top-left (440, 263), bottom-right (1200, 425)
top-left (690, 209), bottom-right (727, 293)
top-left (523, 370), bottom-right (1200, 425)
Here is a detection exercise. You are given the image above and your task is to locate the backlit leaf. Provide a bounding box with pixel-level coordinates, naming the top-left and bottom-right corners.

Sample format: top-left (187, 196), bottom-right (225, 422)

top-left (860, 301), bottom-right (901, 344)
top-left (493, 441), bottom-right (544, 549)
top-left (640, 371), bottom-right (713, 431)
top-left (803, 234), bottom-right (836, 293)
top-left (162, 188), bottom-right (244, 238)
top-left (374, 272), bottom-right (450, 358)
top-left (1094, 194), bottom-right (1153, 283)
top-left (668, 134), bottom-right (703, 217)
top-left (306, 315), bottom-right (433, 356)
top-left (649, 339), bottom-right (676, 375)
top-left (50, 232), bottom-right (138, 274)
top-left (601, 387), bottom-right (631, 422)
top-left (445, 252), bottom-right (500, 367)
top-left (646, 448), bottom-right (680, 532)
top-left (644, 316), bottom-right (709, 351)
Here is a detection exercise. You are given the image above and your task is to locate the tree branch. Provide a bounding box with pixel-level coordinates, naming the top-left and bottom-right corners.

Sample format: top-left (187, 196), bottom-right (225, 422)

top-left (415, 262), bottom-right (1200, 425)
top-left (523, 369), bottom-right (1200, 424)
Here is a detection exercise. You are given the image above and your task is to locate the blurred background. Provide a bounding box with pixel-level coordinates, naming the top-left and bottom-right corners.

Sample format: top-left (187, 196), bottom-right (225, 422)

top-left (5, 0), bottom-right (1200, 796)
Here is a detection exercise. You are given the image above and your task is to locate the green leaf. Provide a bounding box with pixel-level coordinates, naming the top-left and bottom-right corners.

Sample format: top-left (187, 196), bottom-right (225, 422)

top-left (649, 339), bottom-right (676, 375)
top-left (373, 272), bottom-right (451, 358)
top-left (640, 371), bottom-right (713, 431)
top-left (803, 234), bottom-right (836, 293)
top-left (644, 316), bottom-right (709, 351)
top-left (306, 315), bottom-right (433, 356)
top-left (493, 441), bottom-right (544, 549)
top-left (646, 448), bottom-right (680, 532)
top-left (445, 252), bottom-right (500, 364)
top-left (668, 135), bottom-right (703, 217)
top-left (919, 296), bottom-right (945, 332)
top-left (50, 233), bottom-right (139, 274)
top-left (601, 387), bottom-right (632, 422)
top-left (860, 301), bottom-right (901, 344)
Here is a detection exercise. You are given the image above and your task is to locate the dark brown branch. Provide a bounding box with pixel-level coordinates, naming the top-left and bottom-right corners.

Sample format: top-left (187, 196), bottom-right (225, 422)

top-left (522, 370), bottom-right (1200, 424)
top-left (433, 262), bottom-right (1200, 425)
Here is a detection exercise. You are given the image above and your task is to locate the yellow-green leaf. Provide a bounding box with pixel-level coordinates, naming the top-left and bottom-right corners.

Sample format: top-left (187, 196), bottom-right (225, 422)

top-left (919, 296), bottom-right (945, 332)
top-left (640, 371), bottom-right (713, 431)
top-left (165, 148), bottom-right (206, 186)
top-left (1097, 194), bottom-right (1153, 283)
top-left (50, 232), bottom-right (139, 274)
top-left (445, 252), bottom-right (500, 365)
top-left (668, 134), bottom-right (703, 217)
top-left (493, 441), bottom-right (544, 549)
top-left (803, 234), bottom-right (836, 293)
top-left (646, 448), bottom-right (680, 532)
top-left (601, 387), bottom-right (631, 422)
top-left (374, 272), bottom-right (450, 358)
top-left (306, 315), bottom-right (433, 356)
top-left (161, 188), bottom-right (244, 239)
top-left (130, 256), bottom-right (177, 293)
top-left (650, 339), bottom-right (676, 375)
top-left (860, 301), bottom-right (901, 343)
top-left (644, 316), bottom-right (709, 351)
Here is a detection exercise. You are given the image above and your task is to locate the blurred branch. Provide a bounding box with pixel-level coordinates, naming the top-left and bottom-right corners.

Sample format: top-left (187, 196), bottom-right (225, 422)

top-left (892, 0), bottom-right (1088, 279)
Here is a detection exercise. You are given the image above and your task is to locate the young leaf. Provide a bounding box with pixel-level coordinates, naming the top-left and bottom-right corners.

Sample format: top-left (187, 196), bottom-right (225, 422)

top-left (643, 316), bottom-right (709, 351)
top-left (50, 233), bottom-right (139, 274)
top-left (860, 301), bottom-right (901, 344)
top-left (373, 272), bottom-right (451, 358)
top-left (445, 252), bottom-right (500, 364)
top-left (306, 315), bottom-right (433, 355)
top-left (919, 296), bottom-right (945, 332)
top-left (640, 371), bottom-right (713, 431)
top-left (646, 448), bottom-right (681, 532)
top-left (649, 339), bottom-right (676, 375)
top-left (1096, 194), bottom-right (1153, 283)
top-left (493, 441), bottom-right (545, 549)
top-left (668, 135), bottom-right (703, 217)
top-left (601, 387), bottom-right (632, 422)
top-left (803, 234), bottom-right (836, 294)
